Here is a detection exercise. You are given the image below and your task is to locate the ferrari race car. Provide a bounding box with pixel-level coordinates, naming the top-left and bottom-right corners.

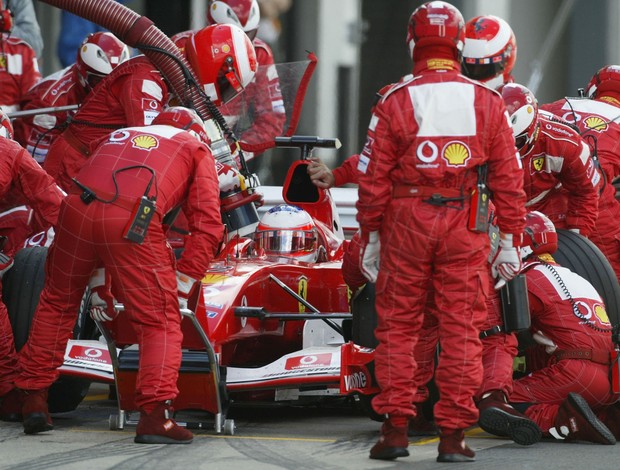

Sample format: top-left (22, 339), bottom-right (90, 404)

top-left (2, 136), bottom-right (378, 435)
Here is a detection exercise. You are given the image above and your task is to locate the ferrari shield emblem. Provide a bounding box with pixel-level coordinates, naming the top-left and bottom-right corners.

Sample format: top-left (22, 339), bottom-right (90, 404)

top-left (532, 156), bottom-right (545, 172)
top-left (298, 276), bottom-right (308, 313)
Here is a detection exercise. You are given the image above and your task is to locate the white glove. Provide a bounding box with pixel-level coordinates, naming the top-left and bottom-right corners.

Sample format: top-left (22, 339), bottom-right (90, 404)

top-left (491, 233), bottom-right (522, 289)
top-left (216, 162), bottom-right (245, 194)
top-left (568, 228), bottom-right (581, 235)
top-left (532, 330), bottom-right (558, 354)
top-left (177, 271), bottom-right (198, 311)
top-left (89, 268), bottom-right (116, 322)
top-left (360, 231), bottom-right (380, 283)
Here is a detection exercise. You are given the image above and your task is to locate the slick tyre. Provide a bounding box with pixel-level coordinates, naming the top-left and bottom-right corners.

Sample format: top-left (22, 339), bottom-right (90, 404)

top-left (2, 247), bottom-right (92, 413)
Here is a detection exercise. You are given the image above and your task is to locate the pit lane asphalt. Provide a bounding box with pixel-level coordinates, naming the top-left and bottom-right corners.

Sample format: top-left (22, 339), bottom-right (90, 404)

top-left (0, 384), bottom-right (619, 470)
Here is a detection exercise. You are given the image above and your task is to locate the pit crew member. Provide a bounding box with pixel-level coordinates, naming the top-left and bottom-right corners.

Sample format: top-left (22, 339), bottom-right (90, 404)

top-left (12, 106), bottom-right (224, 444)
top-left (13, 32), bottom-right (130, 163)
top-left (505, 211), bottom-right (617, 445)
top-left (542, 65), bottom-right (620, 281)
top-left (502, 83), bottom-right (600, 236)
top-left (0, 110), bottom-right (64, 421)
top-left (356, 1), bottom-right (526, 463)
top-left (43, 23), bottom-right (257, 192)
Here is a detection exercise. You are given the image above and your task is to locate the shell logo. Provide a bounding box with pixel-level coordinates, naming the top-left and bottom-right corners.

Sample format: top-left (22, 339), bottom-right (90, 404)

top-left (594, 304), bottom-right (611, 325)
top-left (222, 44), bottom-right (231, 54)
top-left (442, 141), bottom-right (470, 167)
top-left (202, 273), bottom-right (230, 285)
top-left (131, 134), bottom-right (159, 150)
top-left (583, 116), bottom-right (608, 132)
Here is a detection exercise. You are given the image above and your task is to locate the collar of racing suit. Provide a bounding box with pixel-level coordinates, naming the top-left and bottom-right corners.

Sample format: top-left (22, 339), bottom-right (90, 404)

top-left (413, 52), bottom-right (460, 75)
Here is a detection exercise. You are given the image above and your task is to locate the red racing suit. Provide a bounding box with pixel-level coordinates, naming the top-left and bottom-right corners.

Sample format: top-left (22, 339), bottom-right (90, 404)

top-left (542, 97), bottom-right (620, 279)
top-left (13, 64), bottom-right (86, 163)
top-left (43, 56), bottom-right (169, 192)
top-left (0, 137), bottom-right (63, 397)
top-left (0, 33), bottom-right (41, 113)
top-left (509, 259), bottom-right (616, 435)
top-left (521, 115), bottom-right (600, 236)
top-left (15, 125), bottom-right (223, 409)
top-left (356, 59), bottom-right (526, 430)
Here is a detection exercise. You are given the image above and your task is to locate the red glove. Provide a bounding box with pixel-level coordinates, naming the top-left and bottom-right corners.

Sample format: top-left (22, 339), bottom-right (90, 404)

top-left (176, 270), bottom-right (198, 312)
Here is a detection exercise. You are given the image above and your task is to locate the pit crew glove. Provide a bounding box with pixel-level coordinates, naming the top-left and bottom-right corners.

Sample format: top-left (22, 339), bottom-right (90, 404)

top-left (177, 270), bottom-right (198, 312)
top-left (491, 232), bottom-right (522, 290)
top-left (0, 252), bottom-right (13, 279)
top-left (360, 231), bottom-right (380, 283)
top-left (532, 330), bottom-right (558, 354)
top-left (89, 268), bottom-right (117, 322)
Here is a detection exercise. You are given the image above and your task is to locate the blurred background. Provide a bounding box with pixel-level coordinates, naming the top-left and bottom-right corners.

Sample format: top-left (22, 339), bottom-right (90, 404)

top-left (32, 0), bottom-right (620, 185)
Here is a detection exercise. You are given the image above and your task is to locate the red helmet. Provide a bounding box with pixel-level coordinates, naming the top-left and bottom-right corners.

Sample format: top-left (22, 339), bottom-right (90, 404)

top-left (0, 109), bottom-right (13, 139)
top-left (184, 23), bottom-right (257, 106)
top-left (522, 211), bottom-right (558, 259)
top-left (586, 65), bottom-right (620, 101)
top-left (462, 15), bottom-right (517, 90)
top-left (152, 106), bottom-right (209, 144)
top-left (76, 32), bottom-right (130, 91)
top-left (406, 1), bottom-right (465, 60)
top-left (502, 83), bottom-right (539, 156)
top-left (207, 0), bottom-right (260, 40)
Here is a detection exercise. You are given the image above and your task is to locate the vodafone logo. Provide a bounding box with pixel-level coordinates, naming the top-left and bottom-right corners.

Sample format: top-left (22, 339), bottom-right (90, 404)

top-left (84, 348), bottom-right (103, 358)
top-left (285, 353), bottom-right (332, 370)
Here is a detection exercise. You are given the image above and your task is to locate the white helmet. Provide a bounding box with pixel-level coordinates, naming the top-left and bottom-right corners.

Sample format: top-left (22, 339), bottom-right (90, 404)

top-left (254, 204), bottom-right (318, 263)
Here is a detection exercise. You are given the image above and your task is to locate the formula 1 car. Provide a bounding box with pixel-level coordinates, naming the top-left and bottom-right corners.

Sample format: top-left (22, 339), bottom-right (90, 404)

top-left (2, 136), bottom-right (377, 434)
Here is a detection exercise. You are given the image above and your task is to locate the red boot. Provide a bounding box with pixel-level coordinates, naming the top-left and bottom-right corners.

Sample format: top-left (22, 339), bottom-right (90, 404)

top-left (548, 392), bottom-right (615, 445)
top-left (477, 390), bottom-right (541, 446)
top-left (134, 401), bottom-right (194, 444)
top-left (369, 416), bottom-right (409, 460)
top-left (0, 388), bottom-right (23, 422)
top-left (22, 388), bottom-right (53, 434)
top-left (437, 429), bottom-right (475, 463)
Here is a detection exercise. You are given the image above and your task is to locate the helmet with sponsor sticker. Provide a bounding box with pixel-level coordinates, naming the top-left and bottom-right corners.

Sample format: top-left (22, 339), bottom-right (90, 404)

top-left (207, 0), bottom-right (260, 41)
top-left (184, 23), bottom-right (257, 106)
top-left (151, 106), bottom-right (209, 144)
top-left (76, 32), bottom-right (130, 91)
top-left (253, 204), bottom-right (318, 263)
top-left (406, 1), bottom-right (465, 60)
top-left (502, 83), bottom-right (539, 157)
top-left (521, 211), bottom-right (558, 259)
top-left (462, 15), bottom-right (517, 90)
top-left (586, 65), bottom-right (620, 105)
top-left (0, 108), bottom-right (13, 139)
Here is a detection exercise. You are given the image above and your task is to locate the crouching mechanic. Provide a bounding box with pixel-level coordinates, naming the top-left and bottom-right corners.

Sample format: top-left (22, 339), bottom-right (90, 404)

top-left (12, 106), bottom-right (224, 444)
top-left (0, 111), bottom-right (64, 421)
top-left (503, 211), bottom-right (618, 445)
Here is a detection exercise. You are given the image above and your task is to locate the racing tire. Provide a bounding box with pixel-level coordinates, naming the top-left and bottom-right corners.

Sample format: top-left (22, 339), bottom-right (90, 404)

top-left (350, 283), bottom-right (378, 348)
top-left (553, 229), bottom-right (620, 328)
top-left (2, 246), bottom-right (92, 413)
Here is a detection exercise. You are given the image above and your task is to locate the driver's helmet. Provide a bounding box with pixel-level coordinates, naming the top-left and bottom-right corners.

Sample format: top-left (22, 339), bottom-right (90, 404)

top-left (501, 83), bottom-right (540, 157)
top-left (253, 204), bottom-right (318, 262)
top-left (207, 0), bottom-right (261, 41)
top-left (462, 15), bottom-right (517, 90)
top-left (76, 32), bottom-right (130, 91)
top-left (521, 211), bottom-right (558, 260)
